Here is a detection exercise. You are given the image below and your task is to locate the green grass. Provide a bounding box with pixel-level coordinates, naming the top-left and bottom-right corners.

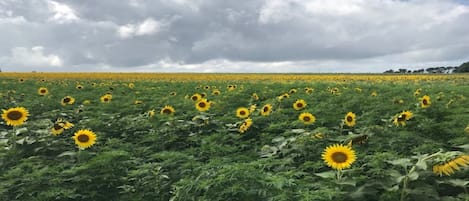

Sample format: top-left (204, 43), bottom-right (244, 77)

top-left (1, 77), bottom-right (469, 201)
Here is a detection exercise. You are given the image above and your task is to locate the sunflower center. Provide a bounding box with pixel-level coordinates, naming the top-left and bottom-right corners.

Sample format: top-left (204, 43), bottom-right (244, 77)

top-left (40, 89), bottom-right (47, 93)
top-left (198, 102), bottom-right (206, 107)
top-left (263, 107), bottom-right (269, 113)
top-left (423, 99), bottom-right (428, 105)
top-left (63, 97), bottom-right (71, 103)
top-left (162, 109), bottom-right (172, 114)
top-left (191, 96), bottom-right (198, 101)
top-left (331, 152), bottom-right (348, 163)
top-left (296, 103), bottom-right (303, 108)
top-left (303, 116), bottom-right (311, 121)
top-left (240, 111), bottom-right (246, 115)
top-left (53, 123), bottom-right (63, 130)
top-left (346, 116), bottom-right (353, 122)
top-left (7, 111), bottom-right (23, 120)
top-left (398, 114), bottom-right (406, 121)
top-left (77, 134), bottom-right (90, 143)
top-left (104, 98), bottom-right (109, 102)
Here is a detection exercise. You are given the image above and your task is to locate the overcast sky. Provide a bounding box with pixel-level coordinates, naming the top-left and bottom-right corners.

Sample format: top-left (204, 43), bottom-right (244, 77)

top-left (1, 0), bottom-right (468, 73)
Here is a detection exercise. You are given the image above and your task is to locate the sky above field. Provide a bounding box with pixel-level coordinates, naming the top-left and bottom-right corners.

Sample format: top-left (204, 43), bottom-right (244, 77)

top-left (1, 0), bottom-right (469, 73)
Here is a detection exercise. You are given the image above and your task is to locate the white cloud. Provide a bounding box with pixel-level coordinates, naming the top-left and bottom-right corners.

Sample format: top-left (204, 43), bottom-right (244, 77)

top-left (47, 0), bottom-right (79, 24)
top-left (117, 18), bottom-right (162, 39)
top-left (1, 46), bottom-right (63, 69)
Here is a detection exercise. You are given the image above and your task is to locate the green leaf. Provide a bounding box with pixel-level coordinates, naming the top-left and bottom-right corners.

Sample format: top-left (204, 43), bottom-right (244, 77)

top-left (415, 159), bottom-right (428, 170)
top-left (447, 179), bottom-right (469, 187)
top-left (314, 171), bottom-right (336, 179)
top-left (58, 151), bottom-right (77, 157)
top-left (408, 171), bottom-right (419, 181)
top-left (387, 158), bottom-right (412, 167)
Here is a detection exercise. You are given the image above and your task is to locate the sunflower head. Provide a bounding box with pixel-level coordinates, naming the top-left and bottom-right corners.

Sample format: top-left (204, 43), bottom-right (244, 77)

top-left (212, 89), bottom-right (221, 95)
top-left (239, 118), bottom-right (253, 133)
top-left (433, 155), bottom-right (469, 176)
top-left (293, 99), bottom-right (307, 110)
top-left (260, 104), bottom-right (273, 116)
top-left (100, 94), bottom-right (112, 103)
top-left (305, 87), bottom-right (314, 94)
top-left (73, 129), bottom-right (97, 149)
top-left (236, 107), bottom-right (250, 119)
top-left (76, 84), bottom-right (84, 90)
top-left (191, 93), bottom-right (202, 102)
top-left (169, 91), bottom-right (177, 96)
top-left (195, 99), bottom-right (211, 112)
top-left (1, 107), bottom-right (30, 126)
top-left (160, 105), bottom-right (175, 115)
top-left (61, 96), bottom-right (76, 106)
top-left (38, 87), bottom-right (49, 96)
top-left (289, 89), bottom-right (297, 94)
top-left (252, 93), bottom-right (259, 101)
top-left (344, 112), bottom-right (356, 127)
top-left (51, 123), bottom-right (65, 136)
top-left (299, 112), bottom-right (316, 125)
top-left (420, 95), bottom-right (431, 108)
top-left (322, 144), bottom-right (356, 170)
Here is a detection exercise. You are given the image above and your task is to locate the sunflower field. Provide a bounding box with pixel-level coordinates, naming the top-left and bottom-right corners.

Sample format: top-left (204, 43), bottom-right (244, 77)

top-left (1, 73), bottom-right (469, 201)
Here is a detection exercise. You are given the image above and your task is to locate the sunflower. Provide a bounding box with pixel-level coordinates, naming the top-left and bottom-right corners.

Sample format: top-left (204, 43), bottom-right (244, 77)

top-left (252, 93), bottom-right (259, 101)
top-left (55, 118), bottom-right (74, 129)
top-left (204, 86), bottom-right (210, 90)
top-left (61, 96), bottom-right (76, 106)
top-left (305, 87), bottom-right (314, 94)
top-left (293, 99), bottom-right (307, 110)
top-left (299, 112), bottom-right (316, 125)
top-left (260, 104), bottom-right (273, 116)
top-left (371, 91), bottom-right (378, 97)
top-left (414, 88), bottom-right (422, 96)
top-left (169, 92), bottom-right (177, 96)
top-left (433, 155), bottom-right (469, 176)
top-left (38, 87), bottom-right (49, 96)
top-left (148, 109), bottom-right (156, 117)
top-left (19, 78), bottom-right (25, 83)
top-left (191, 93), bottom-right (202, 102)
top-left (134, 100), bottom-right (143, 105)
top-left (195, 99), bottom-right (211, 112)
top-left (100, 94), bottom-right (112, 103)
top-left (73, 129), bottom-right (97, 149)
top-left (322, 144), bottom-right (356, 170)
top-left (212, 89), bottom-right (221, 95)
top-left (393, 111), bottom-right (413, 126)
top-left (420, 95), bottom-right (431, 108)
top-left (236, 107), bottom-right (250, 119)
top-left (289, 89), bottom-right (297, 94)
top-left (330, 87), bottom-right (340, 95)
top-left (239, 118), bottom-right (253, 133)
top-left (344, 112), bottom-right (356, 127)
top-left (51, 123), bottom-right (64, 136)
top-left (83, 100), bottom-right (91, 105)
top-left (128, 83), bottom-right (135, 89)
top-left (1, 107), bottom-right (29, 126)
top-left (76, 84), bottom-right (84, 90)
top-left (160, 105), bottom-right (175, 115)
top-left (227, 85), bottom-right (237, 91)
top-left (249, 105), bottom-right (257, 113)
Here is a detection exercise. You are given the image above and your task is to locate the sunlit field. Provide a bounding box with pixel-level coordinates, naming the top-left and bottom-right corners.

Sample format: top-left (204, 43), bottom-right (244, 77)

top-left (1, 73), bottom-right (469, 201)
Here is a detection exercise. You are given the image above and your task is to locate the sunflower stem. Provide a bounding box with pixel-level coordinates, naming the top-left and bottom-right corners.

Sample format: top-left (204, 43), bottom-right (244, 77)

top-left (336, 170), bottom-right (343, 182)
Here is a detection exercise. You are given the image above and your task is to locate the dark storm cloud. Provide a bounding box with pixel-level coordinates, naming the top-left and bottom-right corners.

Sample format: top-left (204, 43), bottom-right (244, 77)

top-left (0, 0), bottom-right (468, 72)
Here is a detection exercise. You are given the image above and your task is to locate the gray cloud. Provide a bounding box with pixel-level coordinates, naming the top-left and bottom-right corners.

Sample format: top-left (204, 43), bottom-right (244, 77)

top-left (0, 0), bottom-right (468, 72)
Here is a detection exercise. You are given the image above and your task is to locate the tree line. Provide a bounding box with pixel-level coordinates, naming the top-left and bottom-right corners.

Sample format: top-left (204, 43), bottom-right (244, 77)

top-left (383, 61), bottom-right (469, 74)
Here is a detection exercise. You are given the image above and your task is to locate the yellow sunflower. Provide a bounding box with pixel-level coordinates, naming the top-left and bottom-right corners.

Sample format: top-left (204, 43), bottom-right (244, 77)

top-left (252, 93), bottom-right (259, 101)
top-left (61, 96), bottom-right (75, 106)
top-left (414, 88), bottom-right (422, 96)
top-left (128, 83), bottom-right (135, 89)
top-left (305, 87), bottom-right (314, 94)
top-left (191, 93), bottom-right (202, 102)
top-left (72, 129), bottom-right (97, 149)
top-left (371, 91), bottom-right (378, 97)
top-left (51, 123), bottom-right (64, 136)
top-left (195, 99), bottom-right (211, 112)
top-left (212, 89), bottom-right (221, 95)
top-left (236, 107), bottom-right (250, 119)
top-left (100, 94), bottom-right (112, 103)
top-left (148, 109), bottom-right (156, 117)
top-left (299, 112), bottom-right (316, 125)
top-left (393, 111), bottom-right (413, 127)
top-left (239, 118), bottom-right (253, 133)
top-left (289, 89), bottom-right (297, 94)
top-left (38, 87), bottom-right (49, 96)
top-left (169, 91), bottom-right (177, 96)
top-left (420, 95), bottom-right (431, 108)
top-left (433, 155), bottom-right (469, 176)
top-left (55, 118), bottom-right (74, 129)
top-left (260, 104), bottom-right (273, 116)
top-left (344, 112), bottom-right (356, 127)
top-left (1, 107), bottom-right (30, 126)
top-left (76, 84), bottom-right (84, 90)
top-left (322, 144), bottom-right (356, 170)
top-left (134, 100), bottom-right (143, 105)
top-left (160, 105), bottom-right (175, 115)
top-left (293, 99), bottom-right (307, 110)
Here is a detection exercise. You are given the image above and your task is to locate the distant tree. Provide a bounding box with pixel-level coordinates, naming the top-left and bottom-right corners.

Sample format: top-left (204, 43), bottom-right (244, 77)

top-left (454, 62), bottom-right (469, 73)
top-left (384, 69), bottom-right (394, 73)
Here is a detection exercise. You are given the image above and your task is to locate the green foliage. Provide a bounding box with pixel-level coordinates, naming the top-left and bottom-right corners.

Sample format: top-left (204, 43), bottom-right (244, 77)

top-left (1, 76), bottom-right (469, 201)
